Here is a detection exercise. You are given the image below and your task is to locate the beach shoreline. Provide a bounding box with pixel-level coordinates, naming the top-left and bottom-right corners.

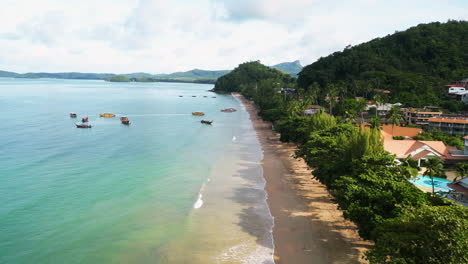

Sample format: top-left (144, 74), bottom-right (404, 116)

top-left (234, 92), bottom-right (372, 264)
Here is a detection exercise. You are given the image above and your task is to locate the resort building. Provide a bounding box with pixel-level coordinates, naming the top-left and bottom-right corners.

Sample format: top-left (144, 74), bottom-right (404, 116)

top-left (303, 105), bottom-right (323, 116)
top-left (428, 117), bottom-right (468, 135)
top-left (365, 103), bottom-right (395, 117)
top-left (381, 125), bottom-right (468, 165)
top-left (402, 107), bottom-right (443, 127)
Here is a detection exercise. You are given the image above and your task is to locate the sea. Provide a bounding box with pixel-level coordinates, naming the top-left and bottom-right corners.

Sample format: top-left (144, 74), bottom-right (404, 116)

top-left (0, 78), bottom-right (274, 264)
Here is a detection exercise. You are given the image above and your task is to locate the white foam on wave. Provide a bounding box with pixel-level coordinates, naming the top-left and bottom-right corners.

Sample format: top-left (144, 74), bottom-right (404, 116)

top-left (193, 193), bottom-right (204, 209)
top-left (214, 242), bottom-right (274, 264)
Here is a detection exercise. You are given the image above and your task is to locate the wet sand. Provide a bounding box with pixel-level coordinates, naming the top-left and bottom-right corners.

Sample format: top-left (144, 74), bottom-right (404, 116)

top-left (234, 93), bottom-right (372, 264)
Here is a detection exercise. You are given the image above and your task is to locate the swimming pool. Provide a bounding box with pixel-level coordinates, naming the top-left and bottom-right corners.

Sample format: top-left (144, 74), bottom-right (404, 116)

top-left (409, 176), bottom-right (453, 191)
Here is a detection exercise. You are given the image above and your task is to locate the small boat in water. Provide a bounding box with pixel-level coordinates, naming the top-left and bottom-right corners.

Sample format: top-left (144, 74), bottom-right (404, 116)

top-left (192, 112), bottom-right (205, 116)
top-left (120, 116), bottom-right (131, 125)
top-left (203, 96), bottom-right (207, 98)
top-left (192, 95), bottom-right (197, 97)
top-left (221, 108), bottom-right (237, 112)
top-left (70, 113), bottom-right (77, 118)
top-left (212, 96), bottom-right (217, 98)
top-left (75, 123), bottom-right (92, 128)
top-left (201, 120), bottom-right (213, 125)
top-left (82, 116), bottom-right (89, 122)
top-left (179, 95), bottom-right (183, 97)
top-left (100, 113), bottom-right (116, 118)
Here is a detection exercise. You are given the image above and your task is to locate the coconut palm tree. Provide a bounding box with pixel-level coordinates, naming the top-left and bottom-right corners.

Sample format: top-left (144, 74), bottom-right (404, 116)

top-left (400, 157), bottom-right (420, 179)
top-left (454, 162), bottom-right (468, 181)
top-left (369, 117), bottom-right (382, 130)
top-left (387, 106), bottom-right (403, 137)
top-left (423, 157), bottom-right (446, 196)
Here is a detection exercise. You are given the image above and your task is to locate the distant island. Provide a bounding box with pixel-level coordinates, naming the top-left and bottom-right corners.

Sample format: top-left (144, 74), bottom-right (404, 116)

top-left (0, 60), bottom-right (302, 84)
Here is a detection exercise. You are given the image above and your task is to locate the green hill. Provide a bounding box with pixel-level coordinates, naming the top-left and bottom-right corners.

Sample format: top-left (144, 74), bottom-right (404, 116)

top-left (298, 20), bottom-right (468, 107)
top-left (153, 69), bottom-right (230, 81)
top-left (0, 70), bottom-right (19, 77)
top-left (214, 61), bottom-right (295, 92)
top-left (271, 60), bottom-right (302, 76)
top-left (0, 60), bottom-right (301, 83)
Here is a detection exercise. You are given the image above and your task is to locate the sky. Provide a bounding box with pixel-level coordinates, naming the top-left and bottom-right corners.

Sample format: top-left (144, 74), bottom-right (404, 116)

top-left (0, 0), bottom-right (466, 74)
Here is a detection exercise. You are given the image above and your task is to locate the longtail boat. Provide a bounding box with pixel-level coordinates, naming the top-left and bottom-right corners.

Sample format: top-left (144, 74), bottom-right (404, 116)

top-left (100, 113), bottom-right (116, 118)
top-left (70, 113), bottom-right (77, 118)
top-left (120, 116), bottom-right (130, 125)
top-left (221, 108), bottom-right (237, 112)
top-left (192, 112), bottom-right (205, 116)
top-left (75, 123), bottom-right (92, 128)
top-left (201, 120), bottom-right (213, 125)
top-left (82, 116), bottom-right (89, 122)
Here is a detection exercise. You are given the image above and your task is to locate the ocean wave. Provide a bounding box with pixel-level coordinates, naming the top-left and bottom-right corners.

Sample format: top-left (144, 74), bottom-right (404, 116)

top-left (193, 193), bottom-right (204, 209)
top-left (215, 242), bottom-right (274, 264)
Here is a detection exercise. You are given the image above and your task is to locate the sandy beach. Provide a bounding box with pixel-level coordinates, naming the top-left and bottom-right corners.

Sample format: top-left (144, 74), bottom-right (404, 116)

top-left (234, 93), bottom-right (372, 264)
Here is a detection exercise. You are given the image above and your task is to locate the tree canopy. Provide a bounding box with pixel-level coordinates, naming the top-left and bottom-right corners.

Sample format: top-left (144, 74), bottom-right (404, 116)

top-left (213, 61), bottom-right (295, 92)
top-left (297, 21), bottom-right (468, 107)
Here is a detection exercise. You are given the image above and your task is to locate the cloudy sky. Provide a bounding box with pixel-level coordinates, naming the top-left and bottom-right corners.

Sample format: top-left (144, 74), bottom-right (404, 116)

top-left (0, 0), bottom-right (466, 74)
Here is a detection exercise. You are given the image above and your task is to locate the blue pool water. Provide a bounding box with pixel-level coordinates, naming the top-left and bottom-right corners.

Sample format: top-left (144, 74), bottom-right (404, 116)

top-left (409, 176), bottom-right (453, 191)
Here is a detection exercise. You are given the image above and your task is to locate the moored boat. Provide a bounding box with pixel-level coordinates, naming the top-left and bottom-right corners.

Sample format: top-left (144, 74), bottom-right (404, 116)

top-left (70, 113), bottom-right (77, 118)
top-left (120, 116), bottom-right (131, 125)
top-left (100, 113), bottom-right (116, 118)
top-left (192, 95), bottom-right (196, 97)
top-left (75, 123), bottom-right (92, 128)
top-left (201, 120), bottom-right (213, 125)
top-left (221, 108), bottom-right (237, 112)
top-left (82, 116), bottom-right (89, 122)
top-left (192, 112), bottom-right (205, 116)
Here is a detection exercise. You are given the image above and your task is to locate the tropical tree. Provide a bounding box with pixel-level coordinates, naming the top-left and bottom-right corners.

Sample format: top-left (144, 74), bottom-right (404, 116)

top-left (399, 157), bottom-right (420, 179)
top-left (454, 162), bottom-right (468, 181)
top-left (373, 93), bottom-right (383, 118)
top-left (387, 106), bottom-right (403, 137)
top-left (369, 117), bottom-right (382, 130)
top-left (423, 157), bottom-right (446, 196)
top-left (325, 83), bottom-right (338, 115)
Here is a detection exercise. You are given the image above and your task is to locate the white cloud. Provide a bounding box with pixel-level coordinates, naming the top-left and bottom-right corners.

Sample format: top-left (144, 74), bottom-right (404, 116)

top-left (0, 0), bottom-right (466, 73)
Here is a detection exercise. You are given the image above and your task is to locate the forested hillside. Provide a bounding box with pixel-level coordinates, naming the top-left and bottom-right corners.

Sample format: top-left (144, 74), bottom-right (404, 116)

top-left (214, 61), bottom-right (295, 92)
top-left (298, 20), bottom-right (468, 107)
top-left (270, 60), bottom-right (303, 76)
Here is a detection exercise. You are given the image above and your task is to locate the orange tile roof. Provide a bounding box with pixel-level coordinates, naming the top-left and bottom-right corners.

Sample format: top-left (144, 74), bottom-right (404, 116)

top-left (428, 117), bottom-right (468, 124)
top-left (382, 125), bottom-right (422, 138)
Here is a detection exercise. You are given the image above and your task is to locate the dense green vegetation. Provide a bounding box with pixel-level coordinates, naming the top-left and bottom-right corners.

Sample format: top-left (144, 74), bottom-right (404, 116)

top-left (298, 21), bottom-right (468, 107)
top-left (218, 55), bottom-right (468, 263)
top-left (108, 75), bottom-right (131, 82)
top-left (414, 130), bottom-right (464, 150)
top-left (213, 61), bottom-right (295, 93)
top-left (272, 101), bottom-right (467, 263)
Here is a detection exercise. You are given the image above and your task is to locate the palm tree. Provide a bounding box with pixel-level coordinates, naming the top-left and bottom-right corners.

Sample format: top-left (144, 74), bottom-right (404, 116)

top-left (373, 94), bottom-right (383, 118)
top-left (326, 84), bottom-right (338, 116)
top-left (454, 162), bottom-right (468, 181)
top-left (369, 117), bottom-right (382, 130)
top-left (387, 106), bottom-right (403, 137)
top-left (400, 157), bottom-right (420, 179)
top-left (423, 157), bottom-right (446, 196)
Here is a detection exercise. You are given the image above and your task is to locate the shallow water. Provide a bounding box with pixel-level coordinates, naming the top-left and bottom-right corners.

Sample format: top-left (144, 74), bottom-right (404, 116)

top-left (0, 78), bottom-right (273, 263)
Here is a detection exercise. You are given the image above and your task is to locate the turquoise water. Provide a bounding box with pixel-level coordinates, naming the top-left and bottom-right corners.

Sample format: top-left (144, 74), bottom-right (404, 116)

top-left (0, 78), bottom-right (274, 263)
top-left (409, 176), bottom-right (453, 191)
